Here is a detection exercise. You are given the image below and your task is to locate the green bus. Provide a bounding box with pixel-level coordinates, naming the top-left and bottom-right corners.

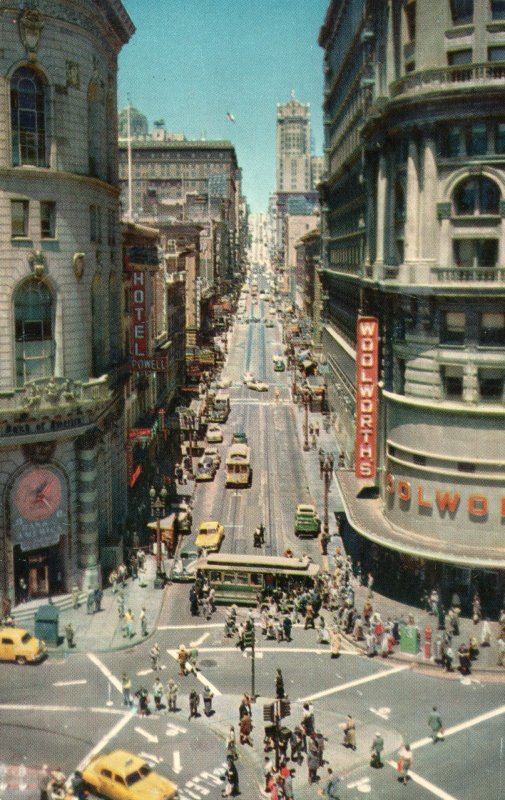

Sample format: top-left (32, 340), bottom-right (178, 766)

top-left (193, 553), bottom-right (320, 605)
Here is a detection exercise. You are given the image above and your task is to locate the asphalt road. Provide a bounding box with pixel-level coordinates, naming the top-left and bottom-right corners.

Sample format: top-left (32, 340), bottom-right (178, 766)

top-left (2, 282), bottom-right (505, 800)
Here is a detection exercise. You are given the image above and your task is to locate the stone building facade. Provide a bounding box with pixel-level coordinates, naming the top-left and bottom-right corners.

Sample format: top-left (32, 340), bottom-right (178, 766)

top-left (0, 0), bottom-right (134, 602)
top-left (319, 0), bottom-right (505, 610)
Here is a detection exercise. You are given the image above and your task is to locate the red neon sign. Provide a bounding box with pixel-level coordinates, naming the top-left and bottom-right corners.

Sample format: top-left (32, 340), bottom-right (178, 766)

top-left (355, 316), bottom-right (379, 480)
top-left (131, 270), bottom-right (147, 358)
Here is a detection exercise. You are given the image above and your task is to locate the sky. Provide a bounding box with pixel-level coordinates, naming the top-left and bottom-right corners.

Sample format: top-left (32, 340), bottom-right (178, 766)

top-left (118, 0), bottom-right (329, 214)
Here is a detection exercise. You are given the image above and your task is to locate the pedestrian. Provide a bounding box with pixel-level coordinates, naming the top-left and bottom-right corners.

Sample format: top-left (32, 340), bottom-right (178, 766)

top-left (71, 584), bottom-right (80, 609)
top-left (203, 685), bottom-right (214, 716)
top-left (307, 736), bottom-right (319, 784)
top-left (238, 695), bottom-right (250, 721)
top-left (275, 668), bottom-right (285, 699)
top-left (458, 642), bottom-right (471, 674)
top-left (166, 678), bottom-right (178, 712)
top-left (342, 714), bottom-right (356, 751)
top-left (370, 732), bottom-right (384, 768)
top-left (189, 587), bottom-right (199, 616)
top-left (124, 608), bottom-right (135, 638)
top-left (39, 766), bottom-right (50, 800)
top-left (283, 768), bottom-right (295, 799)
top-left (224, 757), bottom-right (239, 796)
top-left (136, 688), bottom-right (150, 716)
top-left (152, 677), bottom-right (164, 710)
top-left (188, 689), bottom-right (200, 719)
top-left (322, 767), bottom-right (340, 798)
top-left (150, 642), bottom-right (161, 671)
top-left (86, 589), bottom-right (94, 615)
top-left (226, 725), bottom-right (238, 761)
top-left (94, 586), bottom-right (103, 613)
top-left (282, 614), bottom-right (293, 642)
top-left (140, 606), bottom-right (148, 636)
top-left (367, 572), bottom-right (374, 598)
top-left (117, 590), bottom-right (125, 619)
top-left (480, 618), bottom-right (491, 647)
top-left (64, 623), bottom-right (75, 649)
top-left (263, 756), bottom-right (274, 793)
top-left (70, 770), bottom-right (86, 800)
top-left (315, 730), bottom-right (326, 766)
top-left (318, 616), bottom-right (330, 644)
top-left (304, 602), bottom-right (315, 629)
top-left (428, 706), bottom-right (444, 743)
top-left (396, 743), bottom-right (412, 785)
top-left (301, 702), bottom-right (314, 748)
top-left (239, 712), bottom-right (253, 746)
top-left (121, 673), bottom-right (132, 707)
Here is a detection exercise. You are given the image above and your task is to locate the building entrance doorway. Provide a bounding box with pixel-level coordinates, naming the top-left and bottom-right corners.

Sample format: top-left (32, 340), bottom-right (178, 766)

top-left (13, 542), bottom-right (65, 603)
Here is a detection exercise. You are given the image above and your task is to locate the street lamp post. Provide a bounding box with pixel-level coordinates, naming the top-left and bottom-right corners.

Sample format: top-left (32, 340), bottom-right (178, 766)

top-left (302, 389), bottom-right (311, 452)
top-left (319, 450), bottom-right (335, 555)
top-left (149, 485), bottom-right (168, 589)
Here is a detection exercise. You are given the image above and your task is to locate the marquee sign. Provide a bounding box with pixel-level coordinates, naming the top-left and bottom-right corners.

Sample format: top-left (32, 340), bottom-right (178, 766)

top-left (355, 316), bottom-right (379, 480)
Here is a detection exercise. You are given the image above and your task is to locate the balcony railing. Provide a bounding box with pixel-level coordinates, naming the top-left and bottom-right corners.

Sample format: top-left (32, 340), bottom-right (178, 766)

top-left (0, 375), bottom-right (111, 414)
top-left (390, 61), bottom-right (505, 98)
top-left (432, 266), bottom-right (505, 282)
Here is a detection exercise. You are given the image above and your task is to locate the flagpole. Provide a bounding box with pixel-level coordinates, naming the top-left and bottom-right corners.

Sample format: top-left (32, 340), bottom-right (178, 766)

top-left (127, 95), bottom-right (133, 221)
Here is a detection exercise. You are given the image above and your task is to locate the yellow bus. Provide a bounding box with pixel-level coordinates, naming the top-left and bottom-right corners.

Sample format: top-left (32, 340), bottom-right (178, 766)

top-left (193, 553), bottom-right (320, 605)
top-left (225, 443), bottom-right (252, 487)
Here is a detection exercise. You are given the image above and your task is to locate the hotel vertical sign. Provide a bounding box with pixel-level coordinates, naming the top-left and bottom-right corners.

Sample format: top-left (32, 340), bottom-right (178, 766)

top-left (131, 270), bottom-right (147, 360)
top-left (355, 316), bottom-right (379, 480)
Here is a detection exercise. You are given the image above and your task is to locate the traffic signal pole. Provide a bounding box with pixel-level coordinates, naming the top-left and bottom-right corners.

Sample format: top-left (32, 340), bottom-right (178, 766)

top-left (251, 627), bottom-right (255, 699)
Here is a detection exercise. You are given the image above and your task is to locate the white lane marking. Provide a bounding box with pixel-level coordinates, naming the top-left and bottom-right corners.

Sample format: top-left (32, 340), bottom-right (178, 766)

top-left (298, 664), bottom-right (410, 702)
top-left (166, 650), bottom-right (222, 696)
top-left (175, 646), bottom-right (359, 655)
top-left (410, 703), bottom-right (505, 752)
top-left (200, 772), bottom-right (222, 786)
top-left (166, 722), bottom-right (187, 737)
top-left (52, 679), bottom-right (87, 687)
top-left (137, 668), bottom-right (154, 676)
top-left (173, 751), bottom-right (182, 774)
top-left (134, 726), bottom-right (159, 744)
top-left (183, 789), bottom-right (200, 799)
top-left (347, 776), bottom-right (371, 793)
top-left (157, 623), bottom-right (223, 630)
top-left (0, 704), bottom-right (123, 715)
top-left (75, 710), bottom-right (134, 771)
top-left (370, 706), bottom-right (391, 720)
top-left (139, 752), bottom-right (161, 764)
top-left (87, 652), bottom-right (122, 692)
top-left (189, 632), bottom-right (210, 647)
top-left (386, 764), bottom-right (458, 800)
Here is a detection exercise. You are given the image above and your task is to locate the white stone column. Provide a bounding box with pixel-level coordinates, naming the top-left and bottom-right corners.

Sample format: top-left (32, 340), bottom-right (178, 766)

top-left (76, 431), bottom-right (100, 589)
top-left (420, 134), bottom-right (438, 263)
top-left (375, 152), bottom-right (387, 267)
top-left (405, 138), bottom-right (419, 264)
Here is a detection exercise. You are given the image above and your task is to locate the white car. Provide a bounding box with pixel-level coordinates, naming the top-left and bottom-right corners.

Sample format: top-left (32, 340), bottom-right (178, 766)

top-left (243, 371), bottom-right (254, 384)
top-left (246, 380), bottom-right (269, 392)
top-left (217, 376), bottom-right (232, 389)
top-left (203, 447), bottom-right (221, 468)
top-left (206, 424), bottom-right (223, 443)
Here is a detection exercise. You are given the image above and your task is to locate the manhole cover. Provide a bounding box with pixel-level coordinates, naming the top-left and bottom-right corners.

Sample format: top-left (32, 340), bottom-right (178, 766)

top-left (199, 659), bottom-right (217, 668)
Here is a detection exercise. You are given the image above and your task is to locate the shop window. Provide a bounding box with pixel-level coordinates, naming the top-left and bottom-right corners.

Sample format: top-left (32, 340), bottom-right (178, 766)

top-left (442, 365), bottom-right (464, 399)
top-left (453, 177), bottom-right (500, 215)
top-left (14, 279), bottom-right (54, 387)
top-left (488, 46), bottom-right (505, 61)
top-left (11, 200), bottom-right (29, 238)
top-left (479, 311), bottom-right (505, 345)
top-left (10, 66), bottom-right (47, 167)
top-left (441, 311), bottom-right (465, 344)
top-left (40, 201), bottom-right (55, 239)
top-left (491, 0), bottom-right (505, 19)
top-left (448, 49), bottom-right (472, 65)
top-left (478, 367), bottom-right (505, 400)
top-left (466, 124), bottom-right (488, 156)
top-left (453, 239), bottom-right (498, 268)
top-left (450, 0), bottom-right (473, 24)
top-left (495, 123), bottom-right (505, 153)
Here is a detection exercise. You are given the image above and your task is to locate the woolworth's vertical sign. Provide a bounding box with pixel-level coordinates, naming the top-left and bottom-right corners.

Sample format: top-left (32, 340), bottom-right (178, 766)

top-left (355, 316), bottom-right (379, 480)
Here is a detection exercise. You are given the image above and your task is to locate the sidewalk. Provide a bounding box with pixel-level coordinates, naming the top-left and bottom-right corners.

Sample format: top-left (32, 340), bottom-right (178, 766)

top-left (295, 403), bottom-right (505, 678)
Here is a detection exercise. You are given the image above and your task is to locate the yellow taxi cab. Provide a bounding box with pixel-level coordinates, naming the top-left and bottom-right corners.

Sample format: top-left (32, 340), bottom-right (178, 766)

top-left (195, 521), bottom-right (225, 552)
top-left (82, 750), bottom-right (178, 800)
top-left (0, 627), bottom-right (47, 664)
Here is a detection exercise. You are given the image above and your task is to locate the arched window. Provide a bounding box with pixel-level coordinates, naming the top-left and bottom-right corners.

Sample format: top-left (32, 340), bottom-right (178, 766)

top-left (453, 176), bottom-right (500, 215)
top-left (10, 66), bottom-right (47, 167)
top-left (14, 279), bottom-right (54, 386)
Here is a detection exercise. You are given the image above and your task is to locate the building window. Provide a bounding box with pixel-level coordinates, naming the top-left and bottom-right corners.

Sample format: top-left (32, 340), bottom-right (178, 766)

top-left (442, 365), bottom-right (464, 399)
top-left (396, 358), bottom-right (406, 394)
top-left (454, 239), bottom-right (498, 268)
top-left (491, 0), bottom-right (505, 20)
top-left (489, 47), bottom-right (505, 63)
top-left (404, 1), bottom-right (416, 41)
top-left (14, 279), bottom-right (54, 386)
top-left (40, 201), bottom-right (56, 239)
top-left (441, 311), bottom-right (465, 344)
top-left (478, 367), bottom-right (505, 400)
top-left (453, 177), bottom-right (500, 215)
top-left (479, 311), bottom-right (505, 345)
top-left (10, 66), bottom-right (47, 168)
top-left (107, 208), bottom-right (116, 246)
top-left (11, 200), bottom-right (29, 238)
top-left (90, 205), bottom-right (101, 243)
top-left (448, 49), bottom-right (472, 65)
top-left (495, 123), bottom-right (505, 153)
top-left (440, 126), bottom-right (461, 157)
top-left (450, 0), bottom-right (473, 24)
top-left (466, 124), bottom-right (488, 156)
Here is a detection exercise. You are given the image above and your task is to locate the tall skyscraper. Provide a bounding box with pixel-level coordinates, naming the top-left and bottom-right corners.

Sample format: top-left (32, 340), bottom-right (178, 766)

top-left (276, 94), bottom-right (311, 193)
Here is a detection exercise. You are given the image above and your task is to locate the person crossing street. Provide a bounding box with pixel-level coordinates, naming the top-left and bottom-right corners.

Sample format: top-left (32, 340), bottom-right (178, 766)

top-left (428, 706), bottom-right (444, 743)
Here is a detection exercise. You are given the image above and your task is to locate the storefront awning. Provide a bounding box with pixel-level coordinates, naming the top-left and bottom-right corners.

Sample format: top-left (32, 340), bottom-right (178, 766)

top-left (337, 470), bottom-right (505, 569)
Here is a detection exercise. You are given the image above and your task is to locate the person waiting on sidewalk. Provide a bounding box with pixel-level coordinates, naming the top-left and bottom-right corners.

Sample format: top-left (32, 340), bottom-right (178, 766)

top-left (140, 606), bottom-right (148, 636)
top-left (263, 756), bottom-right (274, 793)
top-left (304, 601), bottom-right (315, 629)
top-left (239, 712), bottom-right (253, 746)
top-left (226, 725), bottom-right (238, 761)
top-left (64, 623), bottom-right (75, 649)
top-left (71, 585), bottom-right (80, 609)
top-left (290, 727), bottom-right (304, 764)
top-left (150, 642), bottom-right (161, 671)
top-left (203, 686), bottom-right (214, 716)
top-left (177, 644), bottom-right (188, 676)
top-left (86, 589), bottom-right (94, 615)
top-left (307, 734), bottom-right (319, 784)
top-left (275, 668), bottom-right (285, 699)
top-left (188, 689), bottom-right (200, 720)
top-left (152, 677), bottom-right (164, 711)
top-left (94, 586), bottom-right (103, 613)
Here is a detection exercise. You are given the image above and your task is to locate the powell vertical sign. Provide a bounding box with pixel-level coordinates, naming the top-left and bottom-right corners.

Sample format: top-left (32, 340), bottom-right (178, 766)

top-left (355, 317), bottom-right (379, 480)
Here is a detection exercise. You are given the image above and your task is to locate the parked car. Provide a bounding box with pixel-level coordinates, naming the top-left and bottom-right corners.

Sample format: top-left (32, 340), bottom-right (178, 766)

top-left (195, 456), bottom-right (217, 481)
top-left (203, 447), bottom-right (221, 468)
top-left (246, 380), bottom-right (269, 392)
top-left (206, 424), bottom-right (223, 443)
top-left (217, 376), bottom-right (232, 389)
top-left (231, 431), bottom-right (248, 444)
top-left (294, 504), bottom-right (321, 538)
top-left (171, 549), bottom-right (199, 582)
top-left (82, 750), bottom-right (178, 800)
top-left (195, 521), bottom-right (225, 552)
top-left (0, 628), bottom-right (47, 665)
